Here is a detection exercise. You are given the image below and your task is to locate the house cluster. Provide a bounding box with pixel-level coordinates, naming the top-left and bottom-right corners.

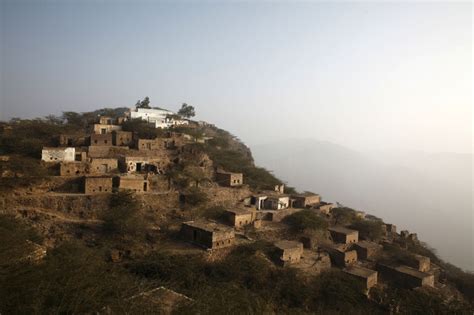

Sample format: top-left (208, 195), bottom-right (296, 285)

top-left (179, 185), bottom-right (437, 293)
top-left (40, 108), bottom-right (218, 193)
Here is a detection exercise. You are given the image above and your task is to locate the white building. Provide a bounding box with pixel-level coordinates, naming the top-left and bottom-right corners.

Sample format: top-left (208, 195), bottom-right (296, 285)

top-left (127, 107), bottom-right (187, 129)
top-left (41, 147), bottom-right (75, 163)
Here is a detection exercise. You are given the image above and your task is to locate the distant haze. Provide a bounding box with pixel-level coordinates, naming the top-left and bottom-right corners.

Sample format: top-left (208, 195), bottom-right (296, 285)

top-left (1, 1), bottom-right (471, 154)
top-left (252, 139), bottom-right (473, 271)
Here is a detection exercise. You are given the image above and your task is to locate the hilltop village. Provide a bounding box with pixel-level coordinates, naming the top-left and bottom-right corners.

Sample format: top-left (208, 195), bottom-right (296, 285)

top-left (0, 104), bottom-right (472, 314)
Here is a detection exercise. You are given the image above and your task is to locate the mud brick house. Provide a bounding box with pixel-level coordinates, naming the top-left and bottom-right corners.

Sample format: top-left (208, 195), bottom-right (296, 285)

top-left (99, 116), bottom-right (114, 125)
top-left (119, 153), bottom-right (170, 174)
top-left (42, 147), bottom-right (75, 163)
top-left (264, 194), bottom-right (290, 210)
top-left (274, 240), bottom-right (304, 266)
top-left (343, 266), bottom-right (378, 290)
top-left (118, 175), bottom-right (149, 193)
top-left (84, 176), bottom-right (113, 194)
top-left (353, 241), bottom-right (382, 260)
top-left (90, 133), bottom-right (113, 146)
top-left (225, 208), bottom-right (255, 228)
top-left (329, 226), bottom-right (359, 244)
top-left (93, 123), bottom-right (122, 134)
top-left (317, 202), bottom-right (336, 215)
top-left (215, 170), bottom-right (243, 187)
top-left (113, 131), bottom-right (134, 146)
top-left (60, 162), bottom-right (88, 176)
top-left (326, 247), bottom-right (358, 267)
top-left (180, 220), bottom-right (235, 250)
top-left (89, 158), bottom-right (118, 174)
top-left (405, 254), bottom-right (431, 272)
top-left (377, 263), bottom-right (435, 288)
top-left (291, 192), bottom-right (321, 208)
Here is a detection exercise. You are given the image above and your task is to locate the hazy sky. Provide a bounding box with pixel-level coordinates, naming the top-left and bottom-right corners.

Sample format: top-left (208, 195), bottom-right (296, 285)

top-left (1, 1), bottom-right (472, 154)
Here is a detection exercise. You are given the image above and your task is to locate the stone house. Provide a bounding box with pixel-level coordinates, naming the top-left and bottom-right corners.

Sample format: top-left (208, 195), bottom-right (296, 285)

top-left (326, 246), bottom-right (358, 267)
top-left (113, 131), bottom-right (134, 146)
top-left (42, 147), bottom-right (75, 163)
top-left (215, 171), bottom-right (243, 187)
top-left (84, 176), bottom-right (113, 194)
top-left (90, 133), bottom-right (113, 146)
top-left (93, 123), bottom-right (122, 134)
top-left (318, 202), bottom-right (336, 215)
top-left (353, 241), bottom-right (382, 260)
top-left (329, 226), bottom-right (359, 244)
top-left (119, 154), bottom-right (170, 174)
top-left (89, 158), bottom-right (118, 174)
top-left (118, 175), bottom-right (149, 193)
top-left (180, 220), bottom-right (235, 250)
top-left (264, 195), bottom-right (290, 210)
top-left (274, 240), bottom-right (304, 266)
top-left (343, 266), bottom-right (378, 290)
top-left (385, 224), bottom-right (397, 234)
top-left (291, 192), bottom-right (321, 208)
top-left (99, 116), bottom-right (114, 125)
top-left (405, 255), bottom-right (431, 272)
top-left (377, 263), bottom-right (434, 288)
top-left (60, 162), bottom-right (88, 176)
top-left (225, 208), bottom-right (255, 228)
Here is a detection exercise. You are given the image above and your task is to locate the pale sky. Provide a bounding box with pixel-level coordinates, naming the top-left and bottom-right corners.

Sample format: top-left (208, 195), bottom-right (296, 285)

top-left (1, 1), bottom-right (472, 154)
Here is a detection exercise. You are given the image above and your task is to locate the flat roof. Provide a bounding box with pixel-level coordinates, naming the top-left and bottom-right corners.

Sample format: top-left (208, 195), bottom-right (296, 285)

top-left (355, 241), bottom-right (381, 249)
top-left (275, 240), bottom-right (302, 250)
top-left (183, 220), bottom-right (234, 233)
top-left (225, 208), bottom-right (253, 215)
top-left (328, 226), bottom-right (358, 235)
top-left (396, 265), bottom-right (432, 279)
top-left (292, 192), bottom-right (320, 198)
top-left (344, 265), bottom-right (377, 278)
top-left (216, 170), bottom-right (242, 175)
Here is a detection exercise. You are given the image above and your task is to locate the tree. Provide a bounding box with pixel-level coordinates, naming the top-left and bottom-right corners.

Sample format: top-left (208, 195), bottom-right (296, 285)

top-left (101, 191), bottom-right (146, 236)
top-left (178, 103), bottom-right (195, 118)
top-left (331, 207), bottom-right (358, 225)
top-left (349, 219), bottom-right (384, 241)
top-left (284, 210), bottom-right (328, 232)
top-left (135, 97), bottom-right (151, 109)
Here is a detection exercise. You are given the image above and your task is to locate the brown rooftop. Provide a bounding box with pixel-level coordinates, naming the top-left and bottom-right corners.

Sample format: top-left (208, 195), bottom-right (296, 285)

top-left (226, 208), bottom-right (253, 215)
top-left (396, 265), bottom-right (432, 279)
top-left (329, 226), bottom-right (358, 235)
top-left (355, 241), bottom-right (380, 249)
top-left (275, 240), bottom-right (302, 250)
top-left (183, 220), bottom-right (234, 234)
top-left (344, 265), bottom-right (377, 278)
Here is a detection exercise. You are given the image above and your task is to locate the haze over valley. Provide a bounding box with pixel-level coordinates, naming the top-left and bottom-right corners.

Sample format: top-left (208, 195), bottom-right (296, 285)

top-left (252, 139), bottom-right (473, 271)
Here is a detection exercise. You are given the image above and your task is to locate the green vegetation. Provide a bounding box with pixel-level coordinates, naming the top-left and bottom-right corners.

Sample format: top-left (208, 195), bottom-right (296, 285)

top-left (331, 207), bottom-right (358, 225)
top-left (181, 187), bottom-right (208, 206)
top-left (135, 96), bottom-right (151, 109)
top-left (101, 191), bottom-right (146, 236)
top-left (178, 103), bottom-right (196, 118)
top-left (284, 209), bottom-right (328, 232)
top-left (350, 219), bottom-right (384, 241)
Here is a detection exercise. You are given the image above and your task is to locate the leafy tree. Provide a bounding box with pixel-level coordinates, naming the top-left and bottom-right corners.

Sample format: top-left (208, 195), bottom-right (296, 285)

top-left (121, 118), bottom-right (165, 139)
top-left (101, 191), bottom-right (146, 236)
top-left (182, 187), bottom-right (208, 206)
top-left (331, 207), bottom-right (358, 225)
top-left (178, 103), bottom-right (195, 118)
top-left (350, 219), bottom-right (384, 241)
top-left (135, 97), bottom-right (151, 109)
top-left (284, 210), bottom-right (328, 232)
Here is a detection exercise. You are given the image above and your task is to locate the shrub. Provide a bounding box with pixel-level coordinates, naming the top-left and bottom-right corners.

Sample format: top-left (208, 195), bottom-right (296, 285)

top-left (284, 210), bottom-right (328, 232)
top-left (350, 219), bottom-right (384, 241)
top-left (101, 191), bottom-right (146, 236)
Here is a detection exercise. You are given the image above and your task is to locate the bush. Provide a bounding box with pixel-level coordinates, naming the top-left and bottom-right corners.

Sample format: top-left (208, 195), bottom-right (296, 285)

top-left (350, 219), bottom-right (384, 241)
top-left (331, 207), bottom-right (358, 225)
top-left (284, 210), bottom-right (328, 232)
top-left (101, 191), bottom-right (146, 236)
top-left (182, 187), bottom-right (208, 206)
